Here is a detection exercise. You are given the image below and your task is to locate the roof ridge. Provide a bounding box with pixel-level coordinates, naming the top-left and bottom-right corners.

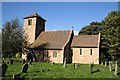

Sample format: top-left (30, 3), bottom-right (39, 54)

top-left (23, 13), bottom-right (46, 21)
top-left (74, 35), bottom-right (98, 37)
top-left (44, 30), bottom-right (72, 32)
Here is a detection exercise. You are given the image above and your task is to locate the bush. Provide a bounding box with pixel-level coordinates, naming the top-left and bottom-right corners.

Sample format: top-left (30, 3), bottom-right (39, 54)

top-left (15, 52), bottom-right (21, 58)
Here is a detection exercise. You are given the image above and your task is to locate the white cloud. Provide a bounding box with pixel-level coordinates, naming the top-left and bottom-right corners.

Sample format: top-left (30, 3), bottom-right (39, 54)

top-left (74, 30), bottom-right (78, 35)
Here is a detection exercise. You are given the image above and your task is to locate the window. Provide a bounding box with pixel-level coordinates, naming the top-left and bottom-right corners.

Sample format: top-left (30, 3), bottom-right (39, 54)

top-left (28, 19), bottom-right (32, 25)
top-left (53, 50), bottom-right (57, 58)
top-left (80, 49), bottom-right (82, 55)
top-left (90, 49), bottom-right (92, 55)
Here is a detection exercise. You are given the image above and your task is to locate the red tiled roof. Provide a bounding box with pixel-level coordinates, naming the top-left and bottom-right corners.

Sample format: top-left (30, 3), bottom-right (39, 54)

top-left (23, 13), bottom-right (46, 21)
top-left (30, 30), bottom-right (73, 49)
top-left (71, 35), bottom-right (99, 48)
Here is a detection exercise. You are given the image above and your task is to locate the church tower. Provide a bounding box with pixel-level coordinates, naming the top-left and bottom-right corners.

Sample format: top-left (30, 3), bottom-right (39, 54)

top-left (23, 13), bottom-right (46, 45)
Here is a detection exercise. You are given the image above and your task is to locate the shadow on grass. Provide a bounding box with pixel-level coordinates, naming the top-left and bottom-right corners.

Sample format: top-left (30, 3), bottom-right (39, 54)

top-left (91, 69), bottom-right (101, 73)
top-left (117, 73), bottom-right (120, 75)
top-left (112, 69), bottom-right (115, 71)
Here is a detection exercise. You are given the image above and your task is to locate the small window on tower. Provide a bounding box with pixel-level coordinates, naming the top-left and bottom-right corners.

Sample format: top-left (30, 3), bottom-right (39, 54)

top-left (28, 19), bottom-right (32, 25)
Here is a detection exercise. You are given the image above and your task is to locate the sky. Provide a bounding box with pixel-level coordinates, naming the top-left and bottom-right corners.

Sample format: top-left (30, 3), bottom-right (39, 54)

top-left (2, 2), bottom-right (119, 35)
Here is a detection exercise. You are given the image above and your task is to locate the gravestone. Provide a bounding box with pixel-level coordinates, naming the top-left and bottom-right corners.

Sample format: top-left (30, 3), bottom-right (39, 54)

top-left (73, 63), bottom-right (75, 68)
top-left (101, 62), bottom-right (103, 65)
top-left (52, 62), bottom-right (55, 65)
top-left (109, 61), bottom-right (112, 71)
top-left (63, 58), bottom-right (66, 67)
top-left (114, 61), bottom-right (117, 75)
top-left (2, 63), bottom-right (8, 77)
top-left (89, 63), bottom-right (94, 73)
top-left (105, 61), bottom-right (107, 66)
top-left (21, 63), bottom-right (28, 73)
top-left (22, 59), bottom-right (25, 64)
top-left (28, 60), bottom-right (32, 66)
top-left (13, 74), bottom-right (21, 80)
top-left (74, 63), bottom-right (78, 69)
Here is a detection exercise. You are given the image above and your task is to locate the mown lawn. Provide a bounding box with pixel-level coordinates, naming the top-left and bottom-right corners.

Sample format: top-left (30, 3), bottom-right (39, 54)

top-left (2, 58), bottom-right (120, 79)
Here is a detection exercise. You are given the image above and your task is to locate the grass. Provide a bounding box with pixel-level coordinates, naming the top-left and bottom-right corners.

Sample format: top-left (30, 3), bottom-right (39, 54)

top-left (2, 58), bottom-right (120, 79)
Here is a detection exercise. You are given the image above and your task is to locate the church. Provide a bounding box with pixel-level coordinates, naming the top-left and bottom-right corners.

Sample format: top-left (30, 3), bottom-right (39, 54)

top-left (22, 13), bottom-right (100, 64)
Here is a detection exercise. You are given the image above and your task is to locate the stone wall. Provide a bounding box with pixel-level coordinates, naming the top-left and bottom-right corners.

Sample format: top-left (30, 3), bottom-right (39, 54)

top-left (72, 48), bottom-right (99, 64)
top-left (24, 18), bottom-right (37, 44)
top-left (48, 50), bottom-right (63, 63)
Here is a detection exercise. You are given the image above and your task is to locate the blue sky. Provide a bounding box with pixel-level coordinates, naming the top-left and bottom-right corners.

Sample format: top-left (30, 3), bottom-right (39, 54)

top-left (2, 2), bottom-right (118, 34)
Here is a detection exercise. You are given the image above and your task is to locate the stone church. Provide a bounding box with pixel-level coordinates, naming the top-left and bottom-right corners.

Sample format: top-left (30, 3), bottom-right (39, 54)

top-left (22, 13), bottom-right (100, 64)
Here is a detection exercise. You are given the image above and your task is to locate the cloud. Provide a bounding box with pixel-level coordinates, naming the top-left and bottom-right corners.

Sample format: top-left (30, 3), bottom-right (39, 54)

top-left (74, 30), bottom-right (78, 35)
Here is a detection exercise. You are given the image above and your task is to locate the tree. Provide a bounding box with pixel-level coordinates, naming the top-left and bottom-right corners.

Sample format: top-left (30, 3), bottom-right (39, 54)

top-left (2, 17), bottom-right (26, 57)
top-left (79, 11), bottom-right (120, 62)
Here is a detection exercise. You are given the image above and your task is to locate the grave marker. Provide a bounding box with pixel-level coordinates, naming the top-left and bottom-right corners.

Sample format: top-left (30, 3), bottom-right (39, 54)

top-left (109, 61), bottom-right (112, 71)
top-left (28, 60), bottom-right (32, 66)
top-left (114, 61), bottom-right (117, 75)
top-left (21, 63), bottom-right (28, 73)
top-left (63, 58), bottom-right (66, 67)
top-left (22, 59), bottom-right (25, 64)
top-left (13, 74), bottom-right (21, 80)
top-left (89, 63), bottom-right (94, 73)
top-left (105, 61), bottom-right (107, 66)
top-left (2, 63), bottom-right (8, 77)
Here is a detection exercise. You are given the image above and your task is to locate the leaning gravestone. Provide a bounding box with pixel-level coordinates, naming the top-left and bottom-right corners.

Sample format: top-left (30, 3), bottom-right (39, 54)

top-left (21, 63), bottom-right (28, 73)
top-left (2, 63), bottom-right (8, 77)
top-left (63, 58), bottom-right (66, 67)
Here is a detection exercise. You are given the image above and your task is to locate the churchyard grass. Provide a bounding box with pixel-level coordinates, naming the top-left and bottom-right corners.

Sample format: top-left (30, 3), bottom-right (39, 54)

top-left (2, 58), bottom-right (120, 79)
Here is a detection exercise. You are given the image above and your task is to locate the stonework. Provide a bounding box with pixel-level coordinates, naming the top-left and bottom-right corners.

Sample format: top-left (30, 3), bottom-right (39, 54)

top-left (24, 18), bottom-right (37, 44)
top-left (72, 48), bottom-right (99, 64)
top-left (48, 50), bottom-right (63, 63)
